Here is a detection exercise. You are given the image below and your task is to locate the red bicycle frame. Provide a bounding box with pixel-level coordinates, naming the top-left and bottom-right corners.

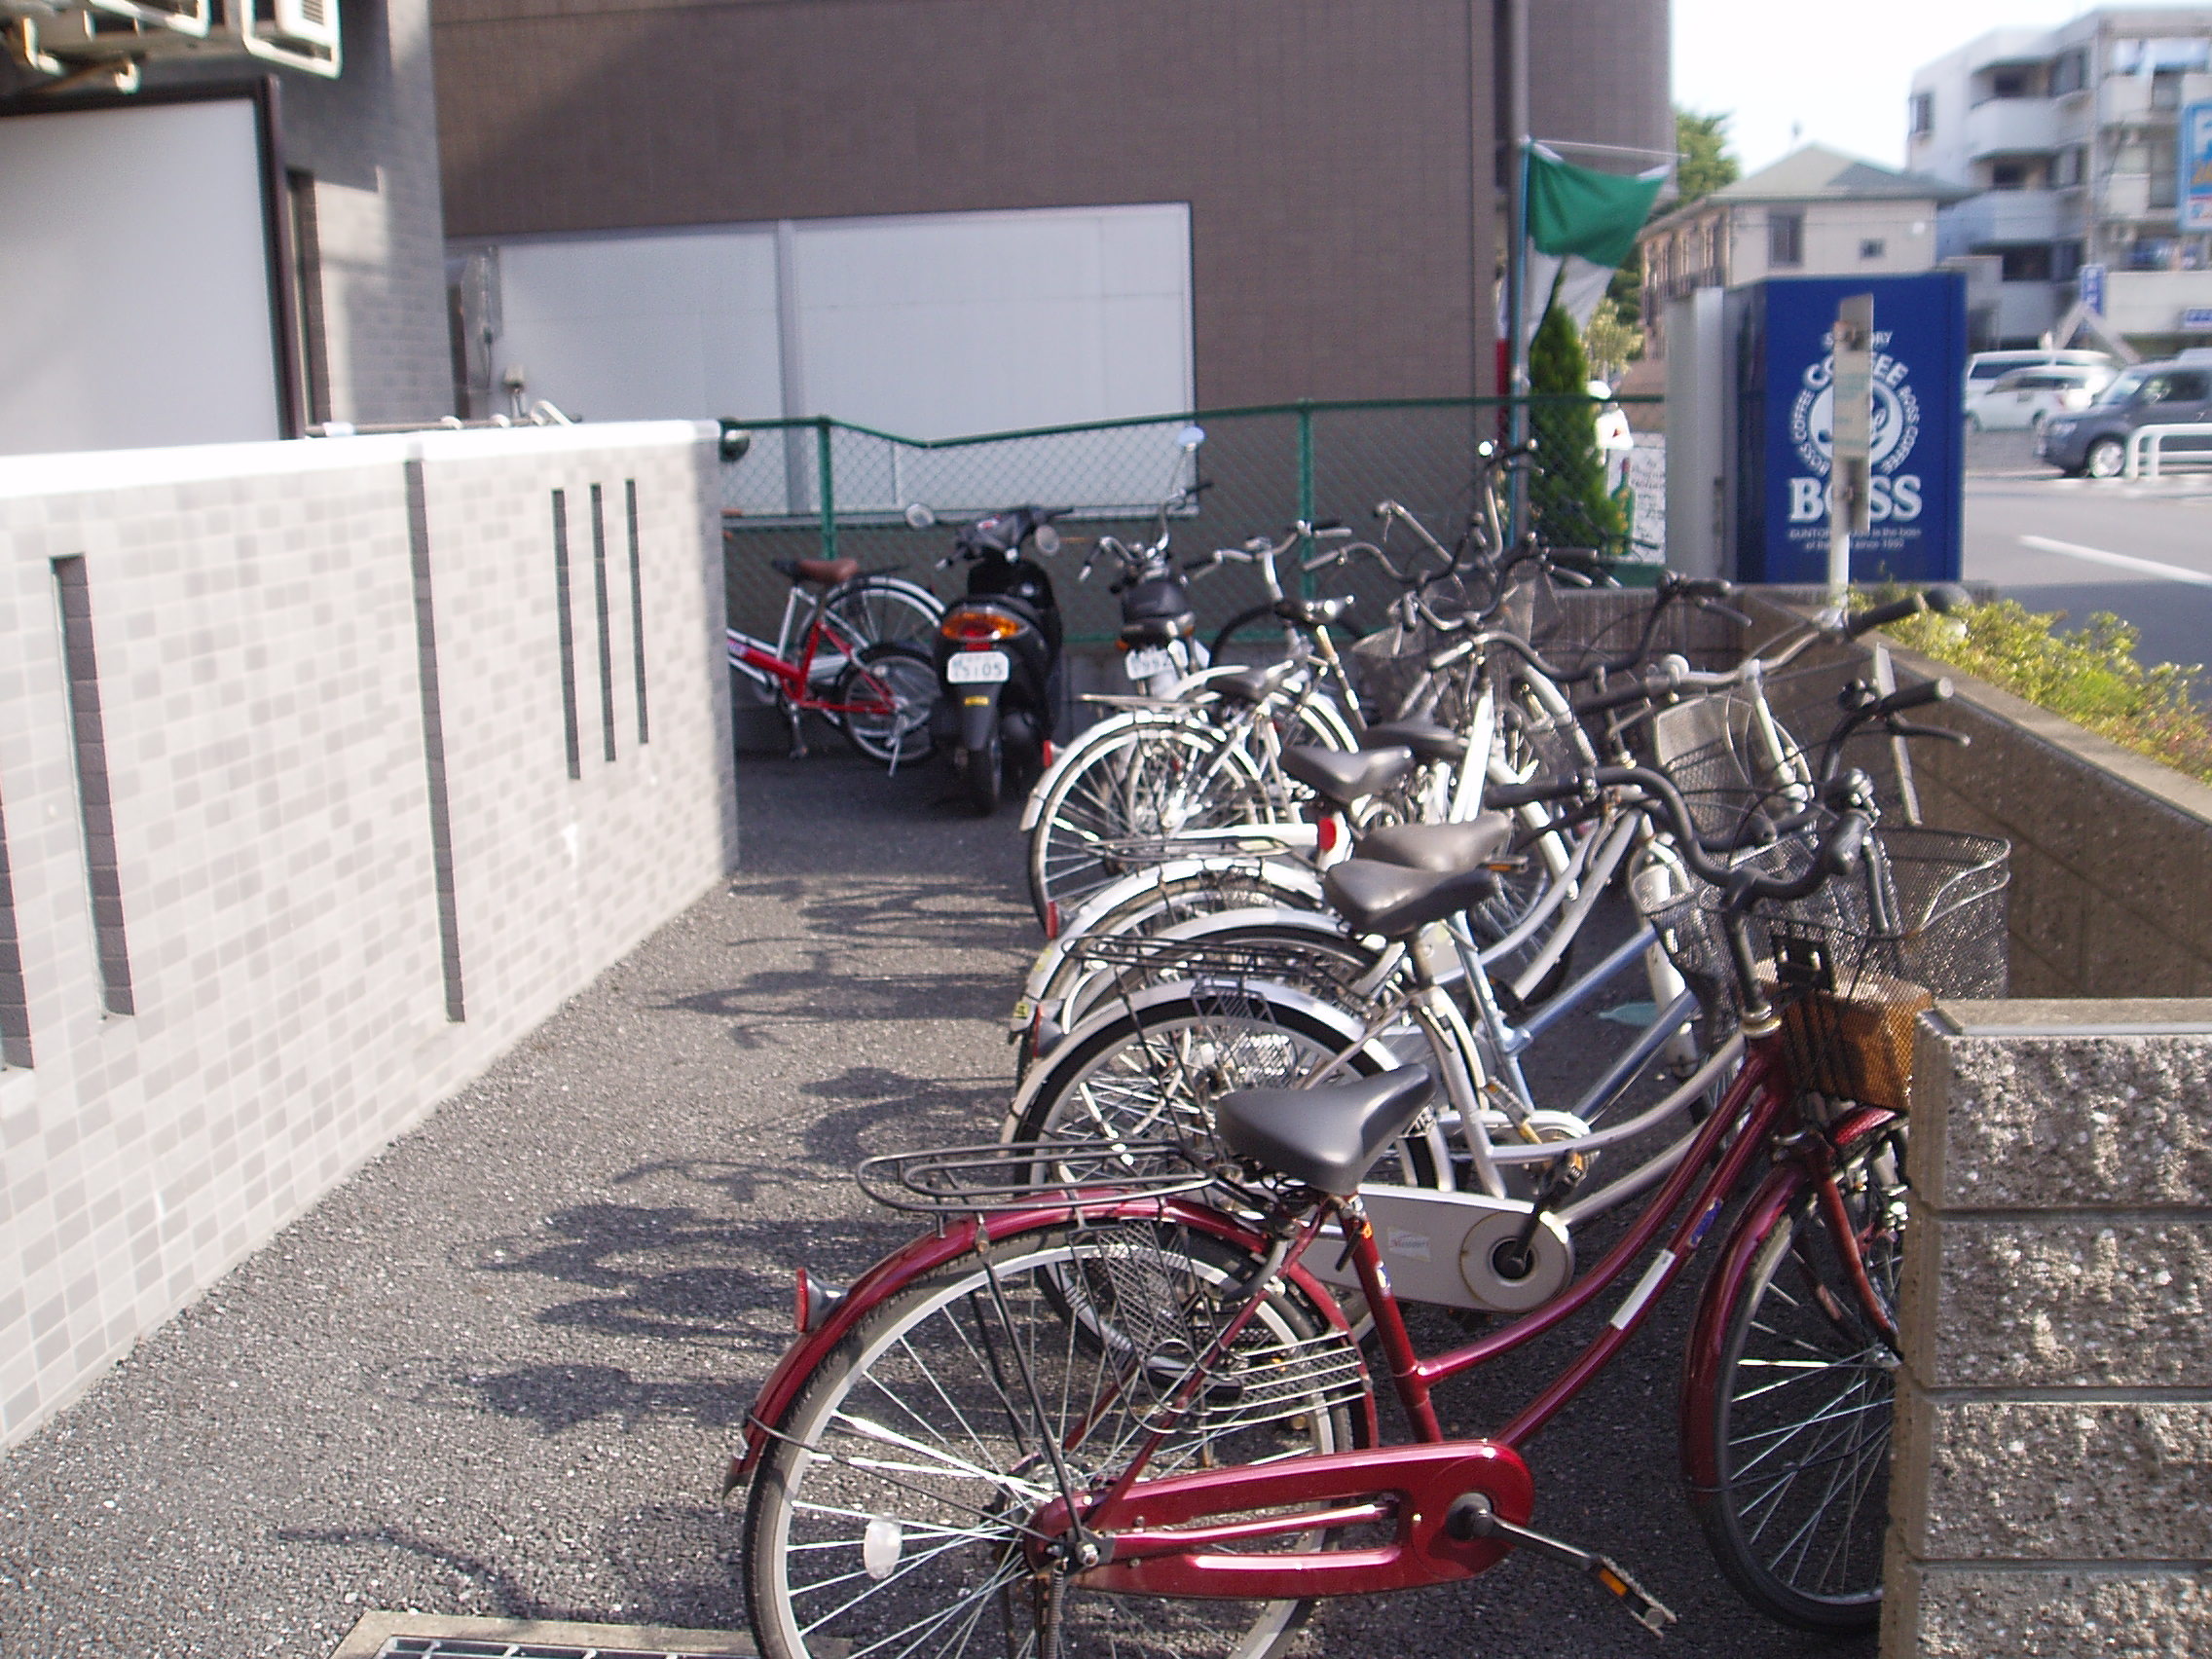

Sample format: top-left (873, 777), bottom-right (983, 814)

top-left (738, 1034), bottom-right (1899, 1604)
top-left (724, 605), bottom-right (898, 720)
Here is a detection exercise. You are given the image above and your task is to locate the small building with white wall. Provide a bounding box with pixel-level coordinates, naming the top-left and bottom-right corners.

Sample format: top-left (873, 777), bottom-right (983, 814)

top-left (1638, 146), bottom-right (1971, 359)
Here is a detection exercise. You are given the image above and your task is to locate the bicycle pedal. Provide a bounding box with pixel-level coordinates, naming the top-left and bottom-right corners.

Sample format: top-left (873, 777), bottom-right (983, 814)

top-left (1588, 1556), bottom-right (1677, 1638)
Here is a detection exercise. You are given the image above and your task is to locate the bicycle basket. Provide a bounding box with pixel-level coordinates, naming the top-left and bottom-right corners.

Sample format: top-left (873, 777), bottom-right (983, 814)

top-left (1650, 690), bottom-right (1819, 849)
top-left (1347, 621), bottom-right (1448, 723)
top-left (1645, 829), bottom-right (2008, 1112)
top-left (1768, 829), bottom-right (2008, 1111)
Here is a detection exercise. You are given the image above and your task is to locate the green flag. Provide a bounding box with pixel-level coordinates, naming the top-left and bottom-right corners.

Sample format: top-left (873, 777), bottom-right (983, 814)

top-left (1517, 146), bottom-right (1668, 351)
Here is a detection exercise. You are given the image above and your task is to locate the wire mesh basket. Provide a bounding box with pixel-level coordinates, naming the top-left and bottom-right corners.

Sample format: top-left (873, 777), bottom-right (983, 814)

top-left (1645, 828), bottom-right (2009, 1111)
top-left (1649, 689), bottom-right (1819, 849)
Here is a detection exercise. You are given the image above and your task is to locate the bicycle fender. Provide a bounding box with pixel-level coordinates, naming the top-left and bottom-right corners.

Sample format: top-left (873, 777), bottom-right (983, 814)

top-left (724, 1198), bottom-right (1367, 1490)
top-left (997, 977), bottom-right (1399, 1142)
top-left (1677, 1160), bottom-right (1808, 1496)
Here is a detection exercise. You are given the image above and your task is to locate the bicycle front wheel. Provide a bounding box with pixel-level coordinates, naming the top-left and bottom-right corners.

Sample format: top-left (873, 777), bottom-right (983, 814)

top-left (1687, 1127), bottom-right (1906, 1631)
top-left (744, 1221), bottom-right (1364, 1659)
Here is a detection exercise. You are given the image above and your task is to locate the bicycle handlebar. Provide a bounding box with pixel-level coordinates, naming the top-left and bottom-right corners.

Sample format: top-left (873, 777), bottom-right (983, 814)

top-left (1488, 766), bottom-right (1871, 903)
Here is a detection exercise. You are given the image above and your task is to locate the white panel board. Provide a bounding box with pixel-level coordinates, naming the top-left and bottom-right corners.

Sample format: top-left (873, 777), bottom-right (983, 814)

top-left (791, 203), bottom-right (1192, 440)
top-left (0, 99), bottom-right (281, 457)
top-left (494, 229), bottom-right (783, 424)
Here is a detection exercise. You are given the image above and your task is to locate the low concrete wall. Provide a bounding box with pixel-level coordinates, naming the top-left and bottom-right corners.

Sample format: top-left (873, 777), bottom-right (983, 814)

top-left (1886, 1000), bottom-right (2212, 1657)
top-left (0, 424), bottom-right (737, 1450)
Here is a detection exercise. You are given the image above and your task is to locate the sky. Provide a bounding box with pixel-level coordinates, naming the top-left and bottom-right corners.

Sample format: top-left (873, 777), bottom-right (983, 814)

top-left (1673, 0), bottom-right (2212, 175)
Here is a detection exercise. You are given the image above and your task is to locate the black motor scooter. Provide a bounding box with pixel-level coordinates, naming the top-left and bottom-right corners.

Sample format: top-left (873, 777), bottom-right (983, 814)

top-left (906, 501), bottom-right (1070, 815)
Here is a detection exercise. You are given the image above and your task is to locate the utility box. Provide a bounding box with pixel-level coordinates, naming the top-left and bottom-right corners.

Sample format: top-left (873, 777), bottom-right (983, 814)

top-left (1726, 273), bottom-right (1968, 585)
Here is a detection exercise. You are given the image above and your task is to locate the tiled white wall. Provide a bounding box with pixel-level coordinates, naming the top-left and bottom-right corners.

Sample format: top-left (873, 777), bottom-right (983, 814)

top-left (0, 423), bottom-right (735, 1450)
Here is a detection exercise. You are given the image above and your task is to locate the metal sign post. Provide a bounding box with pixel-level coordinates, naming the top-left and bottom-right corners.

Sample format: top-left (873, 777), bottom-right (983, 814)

top-left (1826, 293), bottom-right (1874, 604)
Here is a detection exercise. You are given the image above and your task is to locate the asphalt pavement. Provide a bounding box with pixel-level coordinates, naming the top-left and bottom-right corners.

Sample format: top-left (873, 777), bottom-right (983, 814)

top-left (1963, 430), bottom-right (2212, 686)
top-left (0, 756), bottom-right (1875, 1659)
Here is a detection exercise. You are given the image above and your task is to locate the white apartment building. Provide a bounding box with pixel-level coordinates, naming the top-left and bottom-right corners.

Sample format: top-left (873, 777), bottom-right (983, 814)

top-left (1909, 6), bottom-right (2212, 350)
top-left (1638, 146), bottom-right (1970, 356)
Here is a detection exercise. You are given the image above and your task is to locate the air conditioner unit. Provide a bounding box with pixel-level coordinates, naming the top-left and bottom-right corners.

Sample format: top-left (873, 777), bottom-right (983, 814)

top-left (86, 0), bottom-right (209, 33)
top-left (226, 0), bottom-right (337, 76)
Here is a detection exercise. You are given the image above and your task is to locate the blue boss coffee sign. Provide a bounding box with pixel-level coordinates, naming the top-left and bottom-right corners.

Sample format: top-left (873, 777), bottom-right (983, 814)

top-left (1732, 274), bottom-right (1966, 584)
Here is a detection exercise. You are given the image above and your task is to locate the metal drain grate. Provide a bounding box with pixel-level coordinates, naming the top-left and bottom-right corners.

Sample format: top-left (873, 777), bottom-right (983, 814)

top-left (330, 1612), bottom-right (753, 1659)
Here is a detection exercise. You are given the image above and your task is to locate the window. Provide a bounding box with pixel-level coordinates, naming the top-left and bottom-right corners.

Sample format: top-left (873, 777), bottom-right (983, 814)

top-left (2000, 244), bottom-right (2053, 280)
top-left (2051, 145), bottom-right (2085, 188)
top-left (1909, 92), bottom-right (1935, 136)
top-left (1987, 66), bottom-right (2035, 99)
top-left (1768, 210), bottom-right (1803, 268)
top-left (2049, 48), bottom-right (2087, 95)
top-left (2053, 240), bottom-right (2084, 280)
top-left (2153, 69), bottom-right (2184, 111)
top-left (2150, 134), bottom-right (2179, 207)
top-left (2135, 371), bottom-right (2211, 404)
top-left (1860, 238), bottom-right (1886, 259)
top-left (1990, 161), bottom-right (2031, 191)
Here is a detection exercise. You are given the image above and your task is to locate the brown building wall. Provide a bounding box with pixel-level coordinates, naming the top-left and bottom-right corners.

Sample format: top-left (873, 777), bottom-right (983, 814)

top-left (430, 0), bottom-right (1667, 406)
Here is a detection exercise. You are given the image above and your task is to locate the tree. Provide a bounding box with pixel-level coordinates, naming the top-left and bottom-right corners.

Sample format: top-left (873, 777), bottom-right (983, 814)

top-left (1529, 303), bottom-right (1623, 552)
top-left (1675, 107), bottom-right (1741, 207)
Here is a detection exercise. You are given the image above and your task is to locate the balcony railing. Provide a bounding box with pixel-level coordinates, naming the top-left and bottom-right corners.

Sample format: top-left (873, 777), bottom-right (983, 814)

top-left (1965, 95), bottom-right (2058, 159)
top-left (1939, 188), bottom-right (2067, 252)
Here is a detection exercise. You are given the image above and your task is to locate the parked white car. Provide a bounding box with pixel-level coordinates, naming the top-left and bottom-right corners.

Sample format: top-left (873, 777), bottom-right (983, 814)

top-left (1963, 347), bottom-right (2114, 402)
top-left (1967, 362), bottom-right (2119, 432)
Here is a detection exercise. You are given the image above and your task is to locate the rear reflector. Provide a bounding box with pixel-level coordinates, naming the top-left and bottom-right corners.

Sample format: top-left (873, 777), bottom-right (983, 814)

top-left (1044, 900), bottom-right (1060, 940)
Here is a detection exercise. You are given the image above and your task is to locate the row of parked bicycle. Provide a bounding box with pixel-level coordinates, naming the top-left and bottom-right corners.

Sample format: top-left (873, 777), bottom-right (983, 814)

top-left (722, 436), bottom-right (2011, 1658)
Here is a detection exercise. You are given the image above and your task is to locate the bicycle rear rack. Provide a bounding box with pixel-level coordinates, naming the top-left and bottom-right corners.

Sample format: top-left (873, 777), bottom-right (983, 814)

top-left (855, 1139), bottom-right (1220, 1214)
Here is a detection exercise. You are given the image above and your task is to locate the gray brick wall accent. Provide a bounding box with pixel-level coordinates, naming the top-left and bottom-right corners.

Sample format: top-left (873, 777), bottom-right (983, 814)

top-left (1884, 999), bottom-right (2212, 1658)
top-left (0, 423), bottom-right (735, 1450)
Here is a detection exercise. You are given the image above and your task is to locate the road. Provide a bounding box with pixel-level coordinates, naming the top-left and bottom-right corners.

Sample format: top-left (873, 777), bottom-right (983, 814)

top-left (1963, 432), bottom-right (2212, 683)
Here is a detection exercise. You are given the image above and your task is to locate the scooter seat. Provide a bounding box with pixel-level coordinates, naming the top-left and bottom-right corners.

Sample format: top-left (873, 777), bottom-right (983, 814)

top-left (1322, 857), bottom-right (1500, 939)
top-left (775, 556), bottom-right (861, 586)
top-left (1360, 719), bottom-right (1468, 765)
top-left (1215, 1066), bottom-right (1434, 1196)
top-left (1282, 745), bottom-right (1415, 806)
top-left (1356, 815), bottom-right (1514, 873)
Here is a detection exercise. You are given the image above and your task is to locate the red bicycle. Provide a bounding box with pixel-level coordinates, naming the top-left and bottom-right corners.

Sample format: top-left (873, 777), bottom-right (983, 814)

top-left (726, 767), bottom-right (2007, 1657)
top-left (727, 553), bottom-right (940, 765)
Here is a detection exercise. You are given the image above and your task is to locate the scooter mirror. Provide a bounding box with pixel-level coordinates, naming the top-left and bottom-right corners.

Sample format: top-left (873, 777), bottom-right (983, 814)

top-left (1034, 524), bottom-right (1062, 556)
top-left (903, 502), bottom-right (937, 530)
top-left (1176, 424), bottom-right (1207, 451)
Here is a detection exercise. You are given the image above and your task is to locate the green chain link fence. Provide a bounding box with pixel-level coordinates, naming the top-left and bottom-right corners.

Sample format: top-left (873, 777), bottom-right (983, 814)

top-left (719, 395), bottom-right (1663, 645)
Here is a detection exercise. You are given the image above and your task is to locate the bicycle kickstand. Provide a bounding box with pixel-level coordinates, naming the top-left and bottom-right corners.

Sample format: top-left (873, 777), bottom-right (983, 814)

top-left (782, 701), bottom-right (809, 761)
top-left (1446, 1493), bottom-right (1677, 1638)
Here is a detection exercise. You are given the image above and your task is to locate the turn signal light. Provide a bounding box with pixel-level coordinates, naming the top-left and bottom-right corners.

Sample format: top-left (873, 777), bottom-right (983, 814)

top-left (941, 611), bottom-right (1021, 643)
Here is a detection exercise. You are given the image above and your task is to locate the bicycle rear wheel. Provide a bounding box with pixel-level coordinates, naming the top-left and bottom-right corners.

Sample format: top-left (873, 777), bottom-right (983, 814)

top-left (744, 1222), bottom-right (1364, 1659)
top-left (1027, 720), bottom-right (1272, 927)
top-left (823, 573), bottom-right (943, 651)
top-left (1686, 1127), bottom-right (1905, 1631)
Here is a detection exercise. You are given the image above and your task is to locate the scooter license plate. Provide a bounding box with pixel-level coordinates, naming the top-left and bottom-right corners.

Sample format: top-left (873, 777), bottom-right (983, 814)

top-left (1124, 645), bottom-right (1176, 681)
top-left (946, 650), bottom-right (1011, 684)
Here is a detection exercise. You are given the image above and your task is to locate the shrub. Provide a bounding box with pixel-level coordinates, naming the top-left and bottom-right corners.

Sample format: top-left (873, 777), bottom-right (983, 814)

top-left (1528, 305), bottom-right (1624, 554)
top-left (1883, 597), bottom-right (2212, 785)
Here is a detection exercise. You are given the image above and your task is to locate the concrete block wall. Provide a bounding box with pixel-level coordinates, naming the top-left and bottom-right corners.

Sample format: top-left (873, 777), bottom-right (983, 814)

top-left (1885, 1000), bottom-right (2212, 1657)
top-left (0, 422), bottom-right (736, 1451)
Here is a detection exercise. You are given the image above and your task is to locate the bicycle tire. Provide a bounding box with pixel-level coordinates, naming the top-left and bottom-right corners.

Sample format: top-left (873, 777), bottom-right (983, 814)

top-left (1684, 1126), bottom-right (1906, 1632)
top-left (836, 643), bottom-right (940, 767)
top-left (1208, 603), bottom-right (1287, 665)
top-left (743, 1221), bottom-right (1362, 1659)
top-left (1009, 989), bottom-right (1444, 1190)
top-left (1026, 719), bottom-right (1274, 927)
top-left (821, 572), bottom-right (943, 652)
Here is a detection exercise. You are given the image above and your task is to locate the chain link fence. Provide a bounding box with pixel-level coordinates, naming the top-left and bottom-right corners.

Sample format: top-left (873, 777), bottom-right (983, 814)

top-left (719, 396), bottom-right (1663, 645)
